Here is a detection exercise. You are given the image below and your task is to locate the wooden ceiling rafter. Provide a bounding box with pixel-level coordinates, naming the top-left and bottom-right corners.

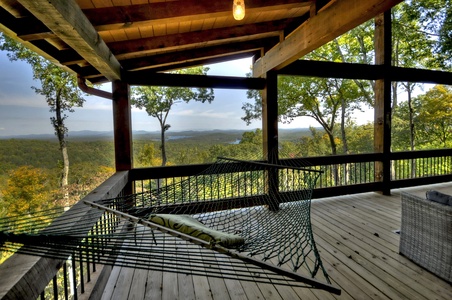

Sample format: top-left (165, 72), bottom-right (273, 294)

top-left (120, 38), bottom-right (278, 72)
top-left (16, 0), bottom-right (122, 81)
top-left (0, 0), bottom-right (406, 86)
top-left (124, 71), bottom-right (267, 89)
top-left (253, 0), bottom-right (405, 77)
top-left (85, 51), bottom-right (261, 85)
top-left (84, 0), bottom-right (314, 31)
top-left (80, 37), bottom-right (275, 83)
top-left (107, 18), bottom-right (303, 58)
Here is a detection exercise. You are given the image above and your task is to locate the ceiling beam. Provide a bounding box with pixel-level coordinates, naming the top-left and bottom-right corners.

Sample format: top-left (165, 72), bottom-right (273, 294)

top-left (113, 32), bottom-right (279, 61)
top-left (17, 0), bottom-right (121, 81)
top-left (85, 52), bottom-right (261, 84)
top-left (120, 38), bottom-right (278, 72)
top-left (143, 51), bottom-right (261, 74)
top-left (280, 60), bottom-right (452, 85)
top-left (124, 72), bottom-right (266, 90)
top-left (253, 0), bottom-right (404, 77)
top-left (108, 18), bottom-right (301, 59)
top-left (83, 0), bottom-right (313, 31)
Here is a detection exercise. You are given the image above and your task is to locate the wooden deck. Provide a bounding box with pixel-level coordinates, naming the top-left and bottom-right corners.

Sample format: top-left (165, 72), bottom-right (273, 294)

top-left (94, 183), bottom-right (452, 300)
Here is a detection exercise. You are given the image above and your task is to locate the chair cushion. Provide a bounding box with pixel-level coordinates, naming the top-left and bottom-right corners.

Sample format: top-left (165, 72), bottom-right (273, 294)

top-left (425, 190), bottom-right (452, 206)
top-left (149, 214), bottom-right (244, 248)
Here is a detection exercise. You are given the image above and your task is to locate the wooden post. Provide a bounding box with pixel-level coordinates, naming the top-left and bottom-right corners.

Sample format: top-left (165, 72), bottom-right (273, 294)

top-left (262, 71), bottom-right (279, 158)
top-left (374, 11), bottom-right (392, 195)
top-left (262, 71), bottom-right (280, 210)
top-left (112, 80), bottom-right (133, 196)
top-left (112, 80), bottom-right (133, 171)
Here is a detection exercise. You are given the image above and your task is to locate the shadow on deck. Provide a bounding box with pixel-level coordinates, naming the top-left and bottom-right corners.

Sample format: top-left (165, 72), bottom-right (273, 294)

top-left (86, 183), bottom-right (452, 300)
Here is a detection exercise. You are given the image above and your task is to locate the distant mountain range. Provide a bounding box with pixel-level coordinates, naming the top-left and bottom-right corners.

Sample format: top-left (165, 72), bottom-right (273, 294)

top-left (0, 128), bottom-right (316, 141)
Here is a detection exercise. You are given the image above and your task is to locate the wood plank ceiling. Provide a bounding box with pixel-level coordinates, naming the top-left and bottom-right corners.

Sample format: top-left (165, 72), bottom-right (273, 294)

top-left (0, 0), bottom-right (403, 84)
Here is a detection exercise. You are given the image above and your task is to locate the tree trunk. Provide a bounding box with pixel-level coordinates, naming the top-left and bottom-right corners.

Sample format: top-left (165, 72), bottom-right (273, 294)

top-left (325, 129), bottom-right (340, 186)
top-left (340, 98), bottom-right (349, 154)
top-left (160, 124), bottom-right (167, 166)
top-left (407, 87), bottom-right (415, 151)
top-left (55, 92), bottom-right (70, 207)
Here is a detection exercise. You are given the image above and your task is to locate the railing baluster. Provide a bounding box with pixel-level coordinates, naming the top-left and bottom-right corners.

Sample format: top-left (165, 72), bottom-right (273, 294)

top-left (53, 274), bottom-right (58, 300)
top-left (72, 254), bottom-right (78, 300)
top-left (79, 249), bottom-right (85, 293)
top-left (63, 262), bottom-right (68, 300)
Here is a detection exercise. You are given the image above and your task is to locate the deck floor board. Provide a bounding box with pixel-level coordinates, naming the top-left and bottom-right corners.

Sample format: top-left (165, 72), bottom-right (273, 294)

top-left (97, 184), bottom-right (452, 299)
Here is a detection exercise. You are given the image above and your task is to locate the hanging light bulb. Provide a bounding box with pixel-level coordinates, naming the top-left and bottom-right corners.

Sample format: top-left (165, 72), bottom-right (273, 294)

top-left (233, 0), bottom-right (245, 21)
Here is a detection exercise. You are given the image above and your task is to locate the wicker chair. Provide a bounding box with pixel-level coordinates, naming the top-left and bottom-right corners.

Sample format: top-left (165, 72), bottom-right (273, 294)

top-left (399, 192), bottom-right (452, 283)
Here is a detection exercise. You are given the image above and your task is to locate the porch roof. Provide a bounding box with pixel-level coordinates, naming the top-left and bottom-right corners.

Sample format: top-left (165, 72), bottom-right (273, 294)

top-left (0, 0), bottom-right (402, 84)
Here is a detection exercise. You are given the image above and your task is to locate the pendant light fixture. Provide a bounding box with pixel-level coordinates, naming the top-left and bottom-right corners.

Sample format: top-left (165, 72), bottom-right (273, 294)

top-left (233, 0), bottom-right (245, 21)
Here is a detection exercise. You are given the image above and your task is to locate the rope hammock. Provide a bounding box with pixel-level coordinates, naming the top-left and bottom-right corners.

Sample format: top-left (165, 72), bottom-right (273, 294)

top-left (0, 155), bottom-right (341, 295)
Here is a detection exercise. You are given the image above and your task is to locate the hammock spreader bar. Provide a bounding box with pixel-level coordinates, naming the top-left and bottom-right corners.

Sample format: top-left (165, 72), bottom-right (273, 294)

top-left (84, 200), bottom-right (341, 295)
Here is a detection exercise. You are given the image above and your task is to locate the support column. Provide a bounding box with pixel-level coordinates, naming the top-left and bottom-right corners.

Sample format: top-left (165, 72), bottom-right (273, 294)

top-left (374, 11), bottom-right (392, 195)
top-left (262, 71), bottom-right (279, 210)
top-left (262, 71), bottom-right (279, 159)
top-left (112, 80), bottom-right (133, 172)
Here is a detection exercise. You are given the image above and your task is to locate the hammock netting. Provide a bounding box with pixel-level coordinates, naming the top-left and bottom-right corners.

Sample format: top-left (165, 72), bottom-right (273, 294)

top-left (0, 155), bottom-right (340, 294)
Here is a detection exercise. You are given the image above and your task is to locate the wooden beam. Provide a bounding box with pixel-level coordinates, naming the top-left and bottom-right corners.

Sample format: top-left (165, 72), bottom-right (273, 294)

top-left (75, 40), bottom-right (266, 83)
top-left (108, 19), bottom-right (300, 58)
top-left (280, 60), bottom-right (452, 84)
top-left (58, 18), bottom-right (299, 65)
top-left (84, 0), bottom-right (313, 31)
top-left (374, 12), bottom-right (392, 196)
top-left (83, 51), bottom-right (260, 84)
top-left (280, 60), bottom-right (384, 79)
top-left (253, 0), bottom-right (403, 77)
top-left (133, 51), bottom-right (261, 74)
top-left (121, 38), bottom-right (279, 72)
top-left (112, 81), bottom-right (133, 171)
top-left (124, 72), bottom-right (266, 90)
top-left (17, 0), bottom-right (121, 81)
top-left (114, 32), bottom-right (279, 61)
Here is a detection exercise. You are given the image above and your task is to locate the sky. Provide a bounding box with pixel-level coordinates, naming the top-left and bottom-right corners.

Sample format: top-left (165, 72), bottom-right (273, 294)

top-left (0, 50), bottom-right (374, 137)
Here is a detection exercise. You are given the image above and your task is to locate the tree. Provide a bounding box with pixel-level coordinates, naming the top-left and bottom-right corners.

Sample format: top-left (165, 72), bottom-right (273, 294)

top-left (415, 85), bottom-right (452, 148)
top-left (244, 22), bottom-right (374, 156)
top-left (1, 166), bottom-right (52, 217)
top-left (135, 143), bottom-right (161, 167)
top-left (131, 67), bottom-right (214, 166)
top-left (0, 35), bottom-right (85, 205)
top-left (345, 122), bottom-right (374, 154)
top-left (240, 129), bottom-right (263, 146)
top-left (404, 0), bottom-right (452, 69)
top-left (297, 127), bottom-right (332, 157)
top-left (245, 75), bottom-right (366, 155)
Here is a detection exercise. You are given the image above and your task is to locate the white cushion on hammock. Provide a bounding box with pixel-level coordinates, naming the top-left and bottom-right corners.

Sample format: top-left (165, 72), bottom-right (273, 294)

top-left (149, 214), bottom-right (244, 248)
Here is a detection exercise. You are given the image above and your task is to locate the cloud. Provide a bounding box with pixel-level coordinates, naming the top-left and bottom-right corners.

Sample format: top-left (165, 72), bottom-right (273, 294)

top-left (172, 109), bottom-right (236, 119)
top-left (207, 58), bottom-right (252, 76)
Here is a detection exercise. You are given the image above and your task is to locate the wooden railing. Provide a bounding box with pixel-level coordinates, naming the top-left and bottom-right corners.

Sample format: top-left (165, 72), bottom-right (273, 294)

top-left (0, 171), bottom-right (129, 300)
top-left (130, 149), bottom-right (452, 199)
top-left (1, 149), bottom-right (452, 299)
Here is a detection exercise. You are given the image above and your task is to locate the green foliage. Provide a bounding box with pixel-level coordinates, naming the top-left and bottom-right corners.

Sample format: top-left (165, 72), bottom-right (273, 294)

top-left (345, 122), bottom-right (374, 154)
top-left (240, 128), bottom-right (263, 146)
top-left (1, 33), bottom-right (86, 198)
top-left (393, 85), bottom-right (452, 150)
top-left (0, 139), bottom-right (114, 208)
top-left (0, 35), bottom-right (85, 149)
top-left (402, 0), bottom-right (452, 69)
top-left (131, 67), bottom-right (215, 166)
top-left (1, 166), bottom-right (52, 216)
top-left (244, 20), bottom-right (375, 155)
top-left (415, 85), bottom-right (452, 148)
top-left (296, 127), bottom-right (333, 157)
